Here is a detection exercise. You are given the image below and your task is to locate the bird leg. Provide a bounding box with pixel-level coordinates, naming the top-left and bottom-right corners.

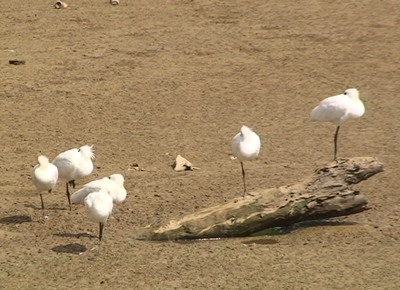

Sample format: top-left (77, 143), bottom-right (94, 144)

top-left (99, 222), bottom-right (104, 241)
top-left (40, 193), bottom-right (45, 210)
top-left (240, 162), bottom-right (247, 199)
top-left (68, 180), bottom-right (76, 189)
top-left (240, 162), bottom-right (255, 199)
top-left (97, 222), bottom-right (105, 252)
top-left (39, 193), bottom-right (45, 218)
top-left (334, 126), bottom-right (341, 161)
top-left (65, 182), bottom-right (72, 211)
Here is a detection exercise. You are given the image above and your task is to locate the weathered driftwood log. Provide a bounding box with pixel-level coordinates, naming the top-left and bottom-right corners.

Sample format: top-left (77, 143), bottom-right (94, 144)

top-left (136, 157), bottom-right (384, 241)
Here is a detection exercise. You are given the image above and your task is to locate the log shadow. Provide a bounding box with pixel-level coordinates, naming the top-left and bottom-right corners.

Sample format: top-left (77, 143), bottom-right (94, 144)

top-left (171, 237), bottom-right (280, 245)
top-left (253, 219), bottom-right (360, 236)
top-left (24, 203), bottom-right (67, 211)
top-left (54, 232), bottom-right (97, 239)
top-left (242, 238), bottom-right (279, 245)
top-left (51, 243), bottom-right (87, 254)
top-left (0, 215), bottom-right (32, 224)
top-left (283, 219), bottom-right (359, 233)
top-left (173, 237), bottom-right (224, 244)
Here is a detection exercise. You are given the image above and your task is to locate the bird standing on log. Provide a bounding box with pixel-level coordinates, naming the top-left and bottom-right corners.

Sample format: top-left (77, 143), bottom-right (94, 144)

top-left (310, 88), bottom-right (365, 161)
top-left (232, 125), bottom-right (261, 199)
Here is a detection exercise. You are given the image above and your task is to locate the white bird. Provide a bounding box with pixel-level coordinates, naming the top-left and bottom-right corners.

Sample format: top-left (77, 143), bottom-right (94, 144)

top-left (31, 155), bottom-right (59, 215)
top-left (232, 125), bottom-right (261, 198)
top-left (71, 173), bottom-right (127, 205)
top-left (310, 88), bottom-right (365, 161)
top-left (84, 188), bottom-right (114, 246)
top-left (52, 145), bottom-right (95, 211)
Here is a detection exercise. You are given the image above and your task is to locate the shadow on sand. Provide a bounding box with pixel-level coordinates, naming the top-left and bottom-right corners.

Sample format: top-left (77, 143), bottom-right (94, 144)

top-left (24, 203), bottom-right (67, 211)
top-left (0, 215), bottom-right (32, 224)
top-left (51, 243), bottom-right (87, 254)
top-left (54, 232), bottom-right (98, 239)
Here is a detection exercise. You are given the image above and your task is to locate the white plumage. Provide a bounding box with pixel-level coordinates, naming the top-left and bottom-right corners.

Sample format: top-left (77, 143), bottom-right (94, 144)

top-left (232, 125), bottom-right (261, 198)
top-left (310, 88), bottom-right (365, 160)
top-left (84, 188), bottom-right (114, 243)
top-left (32, 155), bottom-right (59, 214)
top-left (52, 144), bottom-right (95, 211)
top-left (71, 173), bottom-right (127, 205)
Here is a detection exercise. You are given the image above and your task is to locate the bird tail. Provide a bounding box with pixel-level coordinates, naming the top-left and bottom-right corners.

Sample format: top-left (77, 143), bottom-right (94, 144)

top-left (79, 145), bottom-right (95, 160)
top-left (309, 106), bottom-right (321, 122)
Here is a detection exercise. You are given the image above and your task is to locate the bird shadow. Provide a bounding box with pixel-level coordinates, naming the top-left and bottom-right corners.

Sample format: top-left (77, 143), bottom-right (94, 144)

top-left (54, 232), bottom-right (98, 239)
top-left (24, 203), bottom-right (67, 211)
top-left (0, 215), bottom-right (32, 225)
top-left (51, 243), bottom-right (87, 255)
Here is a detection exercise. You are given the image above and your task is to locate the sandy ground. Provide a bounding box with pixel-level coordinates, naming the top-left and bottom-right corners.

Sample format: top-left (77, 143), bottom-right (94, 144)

top-left (1, 0), bottom-right (400, 289)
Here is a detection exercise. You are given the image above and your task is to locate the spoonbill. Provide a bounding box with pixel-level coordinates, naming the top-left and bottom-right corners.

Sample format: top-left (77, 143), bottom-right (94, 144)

top-left (232, 125), bottom-right (261, 198)
top-left (310, 88), bottom-right (365, 161)
top-left (84, 188), bottom-right (114, 248)
top-left (31, 155), bottom-right (59, 216)
top-left (71, 173), bottom-right (127, 205)
top-left (52, 145), bottom-right (95, 211)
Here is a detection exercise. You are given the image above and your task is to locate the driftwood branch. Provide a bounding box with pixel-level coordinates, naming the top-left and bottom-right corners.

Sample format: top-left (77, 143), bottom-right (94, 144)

top-left (136, 157), bottom-right (384, 241)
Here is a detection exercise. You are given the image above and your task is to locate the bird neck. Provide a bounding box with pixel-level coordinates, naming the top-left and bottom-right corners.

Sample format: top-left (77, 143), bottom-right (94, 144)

top-left (241, 132), bottom-right (257, 142)
top-left (348, 94), bottom-right (361, 102)
top-left (38, 163), bottom-right (49, 171)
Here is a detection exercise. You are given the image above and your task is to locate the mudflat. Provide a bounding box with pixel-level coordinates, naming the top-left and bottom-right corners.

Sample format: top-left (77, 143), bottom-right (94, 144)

top-left (1, 0), bottom-right (399, 289)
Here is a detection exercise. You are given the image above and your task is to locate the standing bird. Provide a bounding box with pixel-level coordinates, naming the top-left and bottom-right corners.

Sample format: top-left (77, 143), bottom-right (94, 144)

top-left (232, 125), bottom-right (261, 198)
top-left (31, 155), bottom-right (59, 216)
top-left (84, 189), bottom-right (114, 248)
top-left (52, 145), bottom-right (95, 211)
top-left (310, 88), bottom-right (365, 161)
top-left (71, 173), bottom-right (127, 205)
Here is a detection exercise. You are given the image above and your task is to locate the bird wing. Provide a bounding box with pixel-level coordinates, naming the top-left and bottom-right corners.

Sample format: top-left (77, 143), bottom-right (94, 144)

top-left (52, 149), bottom-right (78, 179)
top-left (85, 190), bottom-right (114, 220)
top-left (71, 178), bottom-right (110, 204)
top-left (49, 164), bottom-right (59, 181)
top-left (310, 95), bottom-right (351, 123)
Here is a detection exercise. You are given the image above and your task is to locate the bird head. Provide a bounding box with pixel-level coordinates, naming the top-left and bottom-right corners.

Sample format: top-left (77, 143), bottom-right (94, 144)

top-left (240, 125), bottom-right (253, 135)
top-left (37, 155), bottom-right (50, 166)
top-left (109, 174), bottom-right (125, 186)
top-left (344, 88), bottom-right (359, 100)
